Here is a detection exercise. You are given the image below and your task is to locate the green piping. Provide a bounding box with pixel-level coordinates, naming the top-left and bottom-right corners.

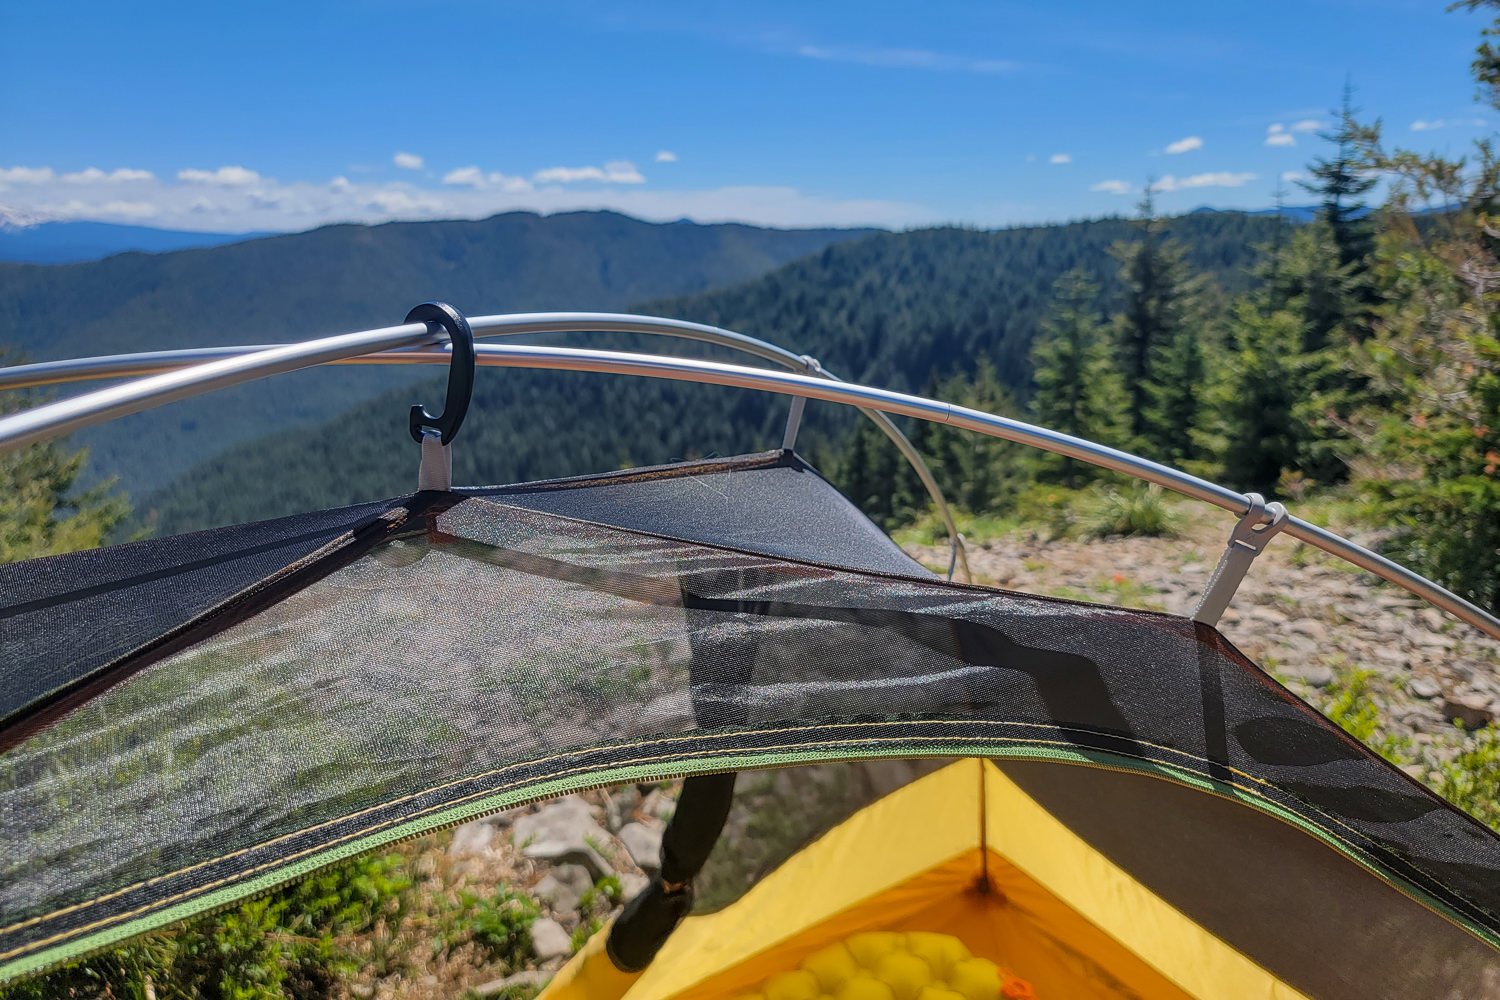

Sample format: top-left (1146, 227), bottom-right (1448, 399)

top-left (4, 743), bottom-right (1497, 981)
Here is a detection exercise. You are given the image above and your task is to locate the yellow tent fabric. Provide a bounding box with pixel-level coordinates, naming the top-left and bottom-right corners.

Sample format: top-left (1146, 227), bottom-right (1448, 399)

top-left (540, 760), bottom-right (1309, 1000)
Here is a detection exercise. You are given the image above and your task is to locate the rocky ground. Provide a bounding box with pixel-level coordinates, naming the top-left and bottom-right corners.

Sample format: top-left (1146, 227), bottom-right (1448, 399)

top-left (908, 508), bottom-right (1500, 761)
top-left (349, 509), bottom-right (1500, 999)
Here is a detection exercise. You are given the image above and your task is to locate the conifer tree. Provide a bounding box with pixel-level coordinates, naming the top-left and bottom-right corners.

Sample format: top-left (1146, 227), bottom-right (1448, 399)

top-left (1111, 189), bottom-right (1205, 459)
top-left (1216, 302), bottom-right (1305, 492)
top-left (1, 359), bottom-right (129, 563)
top-left (1030, 271), bottom-right (1126, 486)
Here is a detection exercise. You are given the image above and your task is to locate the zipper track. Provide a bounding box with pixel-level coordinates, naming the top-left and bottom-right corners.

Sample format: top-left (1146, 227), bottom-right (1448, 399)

top-left (6, 743), bottom-right (1498, 983)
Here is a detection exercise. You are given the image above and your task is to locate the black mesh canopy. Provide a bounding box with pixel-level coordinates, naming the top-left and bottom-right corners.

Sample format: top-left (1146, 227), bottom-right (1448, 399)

top-left (1, 451), bottom-right (1498, 991)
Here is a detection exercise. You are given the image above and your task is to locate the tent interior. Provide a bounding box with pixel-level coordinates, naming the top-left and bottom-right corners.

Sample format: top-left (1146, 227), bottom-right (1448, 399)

top-left (2, 449), bottom-right (1499, 998)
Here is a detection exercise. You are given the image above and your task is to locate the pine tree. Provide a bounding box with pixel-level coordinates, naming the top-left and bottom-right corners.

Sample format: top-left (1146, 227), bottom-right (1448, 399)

top-left (1301, 83), bottom-right (1379, 334)
top-left (1, 362), bottom-right (129, 562)
top-left (1216, 302), bottom-right (1305, 492)
top-left (1143, 327), bottom-right (1208, 467)
top-left (1111, 189), bottom-right (1205, 458)
top-left (1030, 271), bottom-right (1127, 486)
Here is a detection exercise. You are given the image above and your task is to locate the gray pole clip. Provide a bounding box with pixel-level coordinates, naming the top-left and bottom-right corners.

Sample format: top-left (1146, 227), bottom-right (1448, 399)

top-left (416, 427), bottom-right (453, 491)
top-left (1192, 492), bottom-right (1289, 627)
top-left (780, 355), bottom-right (823, 452)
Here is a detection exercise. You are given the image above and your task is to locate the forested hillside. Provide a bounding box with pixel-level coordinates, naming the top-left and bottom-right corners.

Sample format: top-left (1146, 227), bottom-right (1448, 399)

top-left (139, 211), bottom-right (1284, 533)
top-left (0, 211), bottom-right (871, 492)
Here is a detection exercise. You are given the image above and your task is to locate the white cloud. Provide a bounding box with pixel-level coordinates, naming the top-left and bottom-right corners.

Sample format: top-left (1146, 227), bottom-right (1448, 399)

top-left (441, 166), bottom-right (532, 192)
top-left (177, 165), bottom-right (262, 186)
top-left (1290, 119), bottom-right (1322, 133)
top-left (655, 150), bottom-right (678, 163)
top-left (533, 160), bottom-right (645, 184)
top-left (393, 152), bottom-right (424, 170)
top-left (1280, 170), bottom-right (1305, 184)
top-left (1091, 179), bottom-right (1132, 195)
top-left (0, 166), bottom-right (57, 184)
top-left (0, 167), bottom-right (929, 231)
top-left (792, 42), bottom-right (1015, 75)
top-left (1151, 171), bottom-right (1257, 192)
top-left (1164, 136), bottom-right (1202, 155)
top-left (1411, 116), bottom-right (1487, 131)
top-left (1048, 153), bottom-right (1071, 165)
top-left (58, 167), bottom-right (155, 184)
top-left (1265, 124), bottom-right (1297, 147)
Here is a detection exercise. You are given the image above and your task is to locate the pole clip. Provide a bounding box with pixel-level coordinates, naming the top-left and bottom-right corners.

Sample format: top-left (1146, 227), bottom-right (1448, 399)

top-left (1192, 492), bottom-right (1288, 627)
top-left (781, 355), bottom-right (823, 452)
top-left (406, 301), bottom-right (475, 445)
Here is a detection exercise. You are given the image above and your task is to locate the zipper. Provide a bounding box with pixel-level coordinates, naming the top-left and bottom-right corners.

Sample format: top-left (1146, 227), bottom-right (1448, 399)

top-left (7, 741), bottom-right (1499, 982)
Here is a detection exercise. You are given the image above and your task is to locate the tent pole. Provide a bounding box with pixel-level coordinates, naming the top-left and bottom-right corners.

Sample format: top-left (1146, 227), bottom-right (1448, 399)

top-left (0, 313), bottom-right (970, 585)
top-left (0, 339), bottom-right (1494, 642)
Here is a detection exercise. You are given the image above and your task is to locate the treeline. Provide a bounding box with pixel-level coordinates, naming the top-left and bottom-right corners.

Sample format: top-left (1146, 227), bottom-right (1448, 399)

top-left (842, 71), bottom-right (1500, 610)
top-left (137, 211), bottom-right (1283, 534)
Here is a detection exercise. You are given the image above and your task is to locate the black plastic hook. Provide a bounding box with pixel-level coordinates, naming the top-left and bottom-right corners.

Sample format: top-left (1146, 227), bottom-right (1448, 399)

top-left (405, 301), bottom-right (475, 444)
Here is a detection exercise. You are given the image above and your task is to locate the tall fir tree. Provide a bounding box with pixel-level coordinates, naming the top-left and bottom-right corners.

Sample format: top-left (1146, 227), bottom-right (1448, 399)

top-left (1030, 271), bottom-right (1127, 486)
top-left (1300, 83), bottom-right (1379, 337)
top-left (1, 358), bottom-right (129, 563)
top-left (1111, 189), bottom-right (1206, 460)
top-left (1216, 302), bottom-right (1306, 492)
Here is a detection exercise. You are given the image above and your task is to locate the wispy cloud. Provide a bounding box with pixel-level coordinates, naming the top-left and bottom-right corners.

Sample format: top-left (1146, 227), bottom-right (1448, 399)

top-left (1151, 171), bottom-right (1257, 192)
top-left (1289, 119), bottom-right (1322, 133)
top-left (534, 161), bottom-right (645, 184)
top-left (59, 167), bottom-right (154, 184)
top-left (0, 162), bottom-right (927, 230)
top-left (177, 166), bottom-right (262, 186)
top-left (393, 152), bottom-right (424, 170)
top-left (1411, 117), bottom-right (1487, 131)
top-left (1281, 170), bottom-right (1305, 184)
top-left (441, 167), bottom-right (532, 192)
top-left (1091, 179), bottom-right (1132, 195)
top-left (1265, 124), bottom-right (1296, 147)
top-left (1049, 153), bottom-right (1071, 165)
top-left (654, 150), bottom-right (678, 163)
top-left (0, 166), bottom-right (58, 184)
top-left (1164, 136), bottom-right (1202, 155)
top-left (792, 42), bottom-right (1016, 75)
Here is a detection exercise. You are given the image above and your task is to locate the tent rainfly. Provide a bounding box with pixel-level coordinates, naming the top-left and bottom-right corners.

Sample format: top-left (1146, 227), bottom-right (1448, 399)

top-left (1, 306), bottom-right (1498, 998)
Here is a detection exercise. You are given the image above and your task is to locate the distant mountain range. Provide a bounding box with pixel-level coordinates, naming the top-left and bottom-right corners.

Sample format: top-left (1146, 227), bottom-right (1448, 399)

top-left (0, 211), bottom-right (875, 494)
top-left (130, 211), bottom-right (1289, 533)
top-left (0, 221), bottom-right (274, 264)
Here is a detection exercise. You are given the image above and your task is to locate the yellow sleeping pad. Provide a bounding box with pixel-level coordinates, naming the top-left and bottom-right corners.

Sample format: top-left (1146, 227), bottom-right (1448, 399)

top-left (734, 931), bottom-right (1035, 1000)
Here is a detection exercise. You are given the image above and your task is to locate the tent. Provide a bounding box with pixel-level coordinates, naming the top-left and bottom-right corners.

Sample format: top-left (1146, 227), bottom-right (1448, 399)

top-left (2, 308), bottom-right (1499, 997)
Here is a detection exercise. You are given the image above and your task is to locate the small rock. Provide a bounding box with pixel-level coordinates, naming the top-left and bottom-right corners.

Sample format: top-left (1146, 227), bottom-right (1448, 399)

top-left (534, 864), bottom-right (594, 915)
top-left (1442, 694), bottom-right (1494, 729)
top-left (604, 785), bottom-right (642, 832)
top-left (641, 789), bottom-right (676, 824)
top-left (514, 797), bottom-right (615, 878)
top-left (474, 970), bottom-right (550, 998)
top-left (1286, 619), bottom-right (1330, 641)
top-left (448, 821), bottom-right (495, 858)
top-left (618, 822), bottom-right (663, 872)
top-left (1286, 663), bottom-right (1335, 688)
top-left (530, 917), bottom-right (573, 961)
top-left (618, 871), bottom-right (650, 900)
top-left (1410, 677), bottom-right (1442, 700)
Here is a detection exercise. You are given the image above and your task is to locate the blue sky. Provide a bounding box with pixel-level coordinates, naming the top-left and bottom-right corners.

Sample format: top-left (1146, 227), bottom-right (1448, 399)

top-left (1, 0), bottom-right (1492, 232)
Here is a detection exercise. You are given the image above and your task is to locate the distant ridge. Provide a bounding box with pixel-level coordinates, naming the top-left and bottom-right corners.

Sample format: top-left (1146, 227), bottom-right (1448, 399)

top-left (0, 210), bottom-right (876, 493)
top-left (0, 220), bottom-right (274, 264)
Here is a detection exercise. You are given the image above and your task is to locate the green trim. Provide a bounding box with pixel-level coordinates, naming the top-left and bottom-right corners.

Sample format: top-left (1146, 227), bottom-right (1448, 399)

top-left (5, 742), bottom-right (1497, 981)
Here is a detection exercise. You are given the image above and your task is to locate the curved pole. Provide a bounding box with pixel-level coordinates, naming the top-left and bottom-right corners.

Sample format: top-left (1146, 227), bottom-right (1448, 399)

top-left (0, 336), bottom-right (1496, 640)
top-left (0, 313), bottom-right (970, 582)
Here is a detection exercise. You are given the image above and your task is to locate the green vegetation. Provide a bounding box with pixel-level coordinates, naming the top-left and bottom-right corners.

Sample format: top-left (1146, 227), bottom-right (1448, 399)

top-left (136, 211), bottom-right (1283, 534)
top-left (442, 888), bottom-right (539, 966)
top-left (0, 211), bottom-right (871, 496)
top-left (1319, 670), bottom-right (1500, 834)
top-left (0, 365), bottom-right (128, 561)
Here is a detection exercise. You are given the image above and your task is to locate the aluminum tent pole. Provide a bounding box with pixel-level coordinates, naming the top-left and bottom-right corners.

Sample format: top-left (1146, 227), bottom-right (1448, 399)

top-left (0, 340), bottom-right (1495, 640)
top-left (0, 313), bottom-right (970, 582)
